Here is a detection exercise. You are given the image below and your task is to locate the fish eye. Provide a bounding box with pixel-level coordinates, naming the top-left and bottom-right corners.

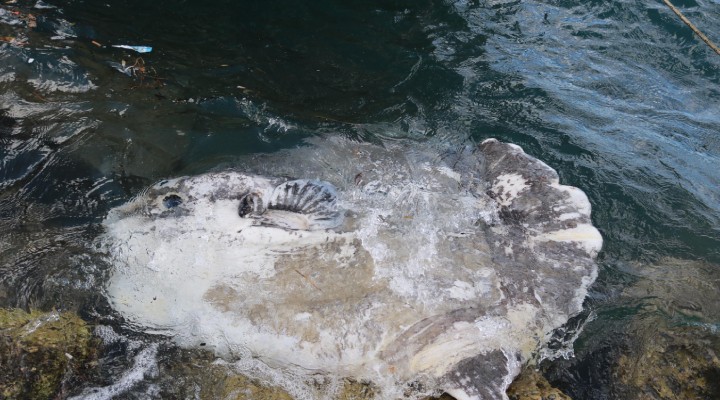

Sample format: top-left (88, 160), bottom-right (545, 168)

top-left (238, 192), bottom-right (264, 217)
top-left (163, 194), bottom-right (183, 209)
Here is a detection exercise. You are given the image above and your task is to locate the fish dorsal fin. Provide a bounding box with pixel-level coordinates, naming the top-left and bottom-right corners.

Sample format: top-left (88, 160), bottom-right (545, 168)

top-left (261, 180), bottom-right (343, 230)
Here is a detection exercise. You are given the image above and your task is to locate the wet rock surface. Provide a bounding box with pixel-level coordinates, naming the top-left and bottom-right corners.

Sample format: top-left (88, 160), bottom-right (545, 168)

top-left (613, 258), bottom-right (720, 399)
top-left (506, 368), bottom-right (571, 400)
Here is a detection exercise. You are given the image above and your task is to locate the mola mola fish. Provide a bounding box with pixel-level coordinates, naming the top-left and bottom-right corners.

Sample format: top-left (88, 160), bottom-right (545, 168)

top-left (100, 137), bottom-right (602, 400)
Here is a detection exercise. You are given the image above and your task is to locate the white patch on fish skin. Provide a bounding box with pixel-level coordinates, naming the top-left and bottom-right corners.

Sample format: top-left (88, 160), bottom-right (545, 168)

top-left (550, 183), bottom-right (592, 216)
top-left (294, 312), bottom-right (312, 322)
top-left (532, 224), bottom-right (603, 257)
top-left (558, 212), bottom-right (581, 221)
top-left (492, 173), bottom-right (529, 206)
top-left (447, 280), bottom-right (477, 300)
top-left (435, 165), bottom-right (462, 182)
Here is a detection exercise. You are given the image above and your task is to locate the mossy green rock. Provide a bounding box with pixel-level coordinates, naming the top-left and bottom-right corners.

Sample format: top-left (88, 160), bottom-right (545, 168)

top-left (163, 357), bottom-right (375, 400)
top-left (0, 308), bottom-right (95, 399)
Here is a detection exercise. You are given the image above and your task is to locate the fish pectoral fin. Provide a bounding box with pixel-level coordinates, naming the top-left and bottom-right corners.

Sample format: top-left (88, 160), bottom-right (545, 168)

top-left (258, 211), bottom-right (311, 231)
top-left (264, 180), bottom-right (344, 230)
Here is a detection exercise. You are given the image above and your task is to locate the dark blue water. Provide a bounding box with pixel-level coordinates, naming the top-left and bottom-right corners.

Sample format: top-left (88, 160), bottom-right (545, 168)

top-left (1, 0), bottom-right (719, 398)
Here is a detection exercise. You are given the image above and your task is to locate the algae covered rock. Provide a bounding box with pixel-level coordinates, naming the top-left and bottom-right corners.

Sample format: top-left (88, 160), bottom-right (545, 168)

top-left (614, 258), bottom-right (720, 399)
top-left (506, 368), bottom-right (571, 400)
top-left (156, 348), bottom-right (380, 400)
top-left (0, 308), bottom-right (96, 399)
top-left (615, 320), bottom-right (720, 399)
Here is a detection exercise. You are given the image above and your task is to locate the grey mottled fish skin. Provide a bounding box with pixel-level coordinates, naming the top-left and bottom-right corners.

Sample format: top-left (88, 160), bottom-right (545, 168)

top-left (101, 137), bottom-right (602, 400)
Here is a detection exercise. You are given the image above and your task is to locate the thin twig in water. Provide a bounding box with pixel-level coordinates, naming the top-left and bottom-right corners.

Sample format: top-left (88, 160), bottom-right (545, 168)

top-left (662, 0), bottom-right (720, 56)
top-left (294, 269), bottom-right (323, 292)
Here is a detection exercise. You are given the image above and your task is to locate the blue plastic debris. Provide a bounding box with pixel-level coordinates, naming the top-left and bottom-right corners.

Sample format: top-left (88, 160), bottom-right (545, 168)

top-left (112, 45), bottom-right (152, 53)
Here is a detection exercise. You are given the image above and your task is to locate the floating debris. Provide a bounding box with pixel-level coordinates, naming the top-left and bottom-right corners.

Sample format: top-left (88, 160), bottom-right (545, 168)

top-left (107, 57), bottom-right (164, 88)
top-left (112, 44), bottom-right (152, 53)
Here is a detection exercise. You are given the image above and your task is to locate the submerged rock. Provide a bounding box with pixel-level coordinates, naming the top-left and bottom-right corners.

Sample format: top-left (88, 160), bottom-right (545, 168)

top-left (615, 258), bottom-right (720, 399)
top-left (542, 258), bottom-right (720, 400)
top-left (616, 323), bottom-right (720, 399)
top-left (100, 137), bottom-right (602, 399)
top-left (0, 308), bottom-right (96, 399)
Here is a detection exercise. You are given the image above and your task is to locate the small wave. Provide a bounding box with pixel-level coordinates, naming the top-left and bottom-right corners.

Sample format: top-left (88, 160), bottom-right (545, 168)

top-left (68, 343), bottom-right (159, 400)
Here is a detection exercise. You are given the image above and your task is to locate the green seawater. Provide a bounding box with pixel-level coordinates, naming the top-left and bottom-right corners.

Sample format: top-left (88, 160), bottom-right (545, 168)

top-left (1, 0), bottom-right (719, 398)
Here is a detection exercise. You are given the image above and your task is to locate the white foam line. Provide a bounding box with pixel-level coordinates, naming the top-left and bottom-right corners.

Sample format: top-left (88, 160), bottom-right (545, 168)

top-left (69, 343), bottom-right (158, 400)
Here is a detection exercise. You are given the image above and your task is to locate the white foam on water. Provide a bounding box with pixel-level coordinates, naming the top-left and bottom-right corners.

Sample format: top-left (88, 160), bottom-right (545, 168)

top-left (69, 343), bottom-right (158, 400)
top-left (26, 56), bottom-right (97, 93)
top-left (94, 325), bottom-right (143, 352)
